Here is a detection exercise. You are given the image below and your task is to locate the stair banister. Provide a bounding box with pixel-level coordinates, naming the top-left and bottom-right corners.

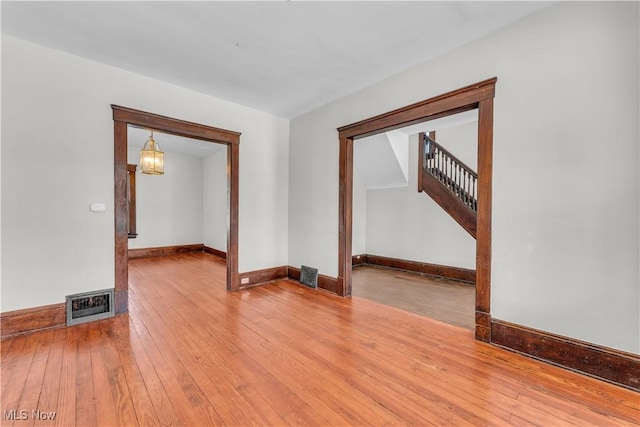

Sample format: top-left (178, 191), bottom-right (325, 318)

top-left (421, 132), bottom-right (478, 214)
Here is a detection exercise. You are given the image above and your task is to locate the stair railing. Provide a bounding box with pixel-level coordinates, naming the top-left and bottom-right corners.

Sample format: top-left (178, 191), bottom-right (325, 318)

top-left (423, 133), bottom-right (477, 212)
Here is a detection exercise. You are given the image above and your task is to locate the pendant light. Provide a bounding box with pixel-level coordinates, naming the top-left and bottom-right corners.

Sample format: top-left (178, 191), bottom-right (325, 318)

top-left (140, 130), bottom-right (164, 175)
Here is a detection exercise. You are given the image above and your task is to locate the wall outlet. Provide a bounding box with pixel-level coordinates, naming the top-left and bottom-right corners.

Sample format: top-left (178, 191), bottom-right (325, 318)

top-left (241, 277), bottom-right (249, 285)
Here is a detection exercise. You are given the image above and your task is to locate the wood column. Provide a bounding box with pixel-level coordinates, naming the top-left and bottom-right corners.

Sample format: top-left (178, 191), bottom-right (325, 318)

top-left (338, 135), bottom-right (354, 297)
top-left (114, 120), bottom-right (128, 314)
top-left (475, 97), bottom-right (494, 342)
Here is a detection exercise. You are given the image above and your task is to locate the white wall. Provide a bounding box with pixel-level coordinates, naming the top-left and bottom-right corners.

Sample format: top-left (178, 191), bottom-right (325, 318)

top-left (289, 2), bottom-right (639, 353)
top-left (435, 121), bottom-right (477, 171)
top-left (365, 127), bottom-right (476, 269)
top-left (203, 149), bottom-right (228, 252)
top-left (1, 35), bottom-right (289, 312)
top-left (127, 148), bottom-right (203, 249)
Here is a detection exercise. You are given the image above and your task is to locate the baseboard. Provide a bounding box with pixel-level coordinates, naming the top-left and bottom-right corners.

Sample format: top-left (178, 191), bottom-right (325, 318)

top-left (491, 319), bottom-right (640, 392)
top-left (1, 303), bottom-right (66, 339)
top-left (352, 254), bottom-right (368, 267)
top-left (238, 266), bottom-right (288, 289)
top-left (128, 244), bottom-right (204, 259)
top-left (204, 246), bottom-right (227, 259)
top-left (288, 266), bottom-right (340, 294)
top-left (357, 254), bottom-right (476, 283)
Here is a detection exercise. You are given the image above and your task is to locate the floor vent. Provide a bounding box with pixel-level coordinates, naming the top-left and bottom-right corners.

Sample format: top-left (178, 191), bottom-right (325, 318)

top-left (66, 289), bottom-right (115, 326)
top-left (300, 265), bottom-right (318, 289)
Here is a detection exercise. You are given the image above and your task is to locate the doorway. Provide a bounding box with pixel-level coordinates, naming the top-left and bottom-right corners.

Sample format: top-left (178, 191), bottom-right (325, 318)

top-left (336, 78), bottom-right (496, 341)
top-left (351, 113), bottom-right (478, 330)
top-left (112, 105), bottom-right (240, 315)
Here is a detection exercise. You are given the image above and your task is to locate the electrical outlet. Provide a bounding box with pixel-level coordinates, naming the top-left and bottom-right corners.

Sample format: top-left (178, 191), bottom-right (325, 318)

top-left (241, 277), bottom-right (249, 285)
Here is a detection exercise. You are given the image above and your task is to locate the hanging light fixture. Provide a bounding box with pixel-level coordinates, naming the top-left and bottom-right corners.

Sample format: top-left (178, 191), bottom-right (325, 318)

top-left (139, 130), bottom-right (164, 175)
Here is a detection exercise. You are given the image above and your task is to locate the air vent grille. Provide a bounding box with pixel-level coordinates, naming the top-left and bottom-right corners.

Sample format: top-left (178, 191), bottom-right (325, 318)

top-left (66, 289), bottom-right (114, 326)
top-left (300, 265), bottom-right (318, 289)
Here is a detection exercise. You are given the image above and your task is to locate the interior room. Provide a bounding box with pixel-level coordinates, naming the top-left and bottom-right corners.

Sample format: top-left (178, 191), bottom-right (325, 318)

top-left (352, 112), bottom-right (479, 329)
top-left (1, 1), bottom-right (638, 425)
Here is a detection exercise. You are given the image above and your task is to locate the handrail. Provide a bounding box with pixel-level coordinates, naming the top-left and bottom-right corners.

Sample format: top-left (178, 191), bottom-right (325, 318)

top-left (422, 133), bottom-right (477, 212)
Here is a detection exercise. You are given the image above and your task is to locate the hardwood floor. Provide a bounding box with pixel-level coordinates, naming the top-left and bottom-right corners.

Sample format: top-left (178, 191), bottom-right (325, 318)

top-left (352, 265), bottom-right (475, 330)
top-left (1, 252), bottom-right (638, 426)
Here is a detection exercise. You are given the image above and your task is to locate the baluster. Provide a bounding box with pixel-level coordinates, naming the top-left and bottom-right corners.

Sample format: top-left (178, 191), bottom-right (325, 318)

top-left (446, 157), bottom-right (450, 186)
top-left (454, 162), bottom-right (458, 195)
top-left (445, 157), bottom-right (448, 184)
top-left (462, 170), bottom-right (466, 204)
top-left (466, 172), bottom-right (470, 206)
top-left (424, 143), bottom-right (429, 170)
top-left (453, 162), bottom-right (457, 194)
top-left (465, 173), bottom-right (471, 205)
top-left (447, 157), bottom-right (451, 186)
top-left (472, 177), bottom-right (477, 211)
top-left (456, 163), bottom-right (460, 198)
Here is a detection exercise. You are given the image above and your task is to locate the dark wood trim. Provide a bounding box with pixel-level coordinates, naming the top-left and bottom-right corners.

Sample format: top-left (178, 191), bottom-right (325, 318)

top-left (112, 105), bottom-right (241, 312)
top-left (228, 142), bottom-right (240, 291)
top-left (113, 105), bottom-right (240, 145)
top-left (337, 135), bottom-right (354, 297)
top-left (1, 303), bottom-right (66, 339)
top-left (475, 311), bottom-right (491, 343)
top-left (475, 97), bottom-right (494, 342)
top-left (491, 320), bottom-right (640, 392)
top-left (204, 246), bottom-right (227, 260)
top-left (363, 254), bottom-right (476, 283)
top-left (337, 78), bottom-right (496, 139)
top-left (128, 244), bottom-right (204, 259)
top-left (337, 78), bottom-right (496, 340)
top-left (238, 266), bottom-right (288, 289)
top-left (420, 171), bottom-right (477, 238)
top-left (352, 254), bottom-right (368, 267)
top-left (288, 266), bottom-right (340, 295)
top-left (127, 164), bottom-right (137, 238)
top-left (417, 134), bottom-right (424, 193)
top-left (114, 119), bottom-right (128, 315)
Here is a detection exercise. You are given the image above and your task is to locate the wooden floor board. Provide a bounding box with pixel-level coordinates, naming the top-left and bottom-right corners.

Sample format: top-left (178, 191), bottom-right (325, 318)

top-left (54, 325), bottom-right (77, 426)
top-left (1, 252), bottom-right (638, 426)
top-left (352, 265), bottom-right (475, 329)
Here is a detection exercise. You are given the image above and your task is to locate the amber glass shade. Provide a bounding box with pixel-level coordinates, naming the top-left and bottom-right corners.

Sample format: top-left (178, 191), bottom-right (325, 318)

top-left (140, 135), bottom-right (164, 175)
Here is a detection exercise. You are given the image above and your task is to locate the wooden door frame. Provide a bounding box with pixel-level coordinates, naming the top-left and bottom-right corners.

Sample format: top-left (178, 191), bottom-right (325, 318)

top-left (112, 105), bottom-right (241, 314)
top-left (336, 78), bottom-right (496, 341)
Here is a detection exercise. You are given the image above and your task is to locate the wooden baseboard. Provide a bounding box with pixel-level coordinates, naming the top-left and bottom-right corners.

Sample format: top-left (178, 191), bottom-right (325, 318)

top-left (128, 244), bottom-right (204, 259)
top-left (352, 254), bottom-right (368, 267)
top-left (204, 246), bottom-right (227, 260)
top-left (358, 254), bottom-right (476, 283)
top-left (287, 266), bottom-right (340, 294)
top-left (475, 311), bottom-right (491, 343)
top-left (1, 303), bottom-right (66, 339)
top-left (491, 319), bottom-right (640, 391)
top-left (238, 266), bottom-right (288, 289)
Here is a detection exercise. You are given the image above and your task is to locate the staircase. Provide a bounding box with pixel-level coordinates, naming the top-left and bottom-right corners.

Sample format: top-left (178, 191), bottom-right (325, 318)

top-left (418, 132), bottom-right (477, 238)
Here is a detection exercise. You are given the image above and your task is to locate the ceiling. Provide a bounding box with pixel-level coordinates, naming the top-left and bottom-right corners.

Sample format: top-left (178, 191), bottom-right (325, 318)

top-left (355, 109), bottom-right (478, 189)
top-left (1, 1), bottom-right (552, 119)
